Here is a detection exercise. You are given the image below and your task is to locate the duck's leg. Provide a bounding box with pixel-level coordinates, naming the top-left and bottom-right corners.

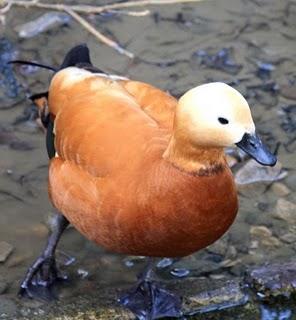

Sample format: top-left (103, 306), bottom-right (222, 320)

top-left (19, 212), bottom-right (69, 301)
top-left (119, 258), bottom-right (183, 320)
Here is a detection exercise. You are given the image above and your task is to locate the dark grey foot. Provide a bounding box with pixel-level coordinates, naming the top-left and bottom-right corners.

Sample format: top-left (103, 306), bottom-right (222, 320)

top-left (19, 213), bottom-right (69, 301)
top-left (119, 280), bottom-right (183, 320)
top-left (19, 255), bottom-right (67, 301)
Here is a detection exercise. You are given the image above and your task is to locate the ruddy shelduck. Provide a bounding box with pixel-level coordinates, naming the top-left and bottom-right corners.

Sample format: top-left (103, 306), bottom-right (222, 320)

top-left (15, 45), bottom-right (276, 319)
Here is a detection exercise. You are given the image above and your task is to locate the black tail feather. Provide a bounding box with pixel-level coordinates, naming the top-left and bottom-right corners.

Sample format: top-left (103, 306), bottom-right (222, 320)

top-left (9, 44), bottom-right (92, 73)
top-left (8, 60), bottom-right (57, 72)
top-left (60, 44), bottom-right (92, 69)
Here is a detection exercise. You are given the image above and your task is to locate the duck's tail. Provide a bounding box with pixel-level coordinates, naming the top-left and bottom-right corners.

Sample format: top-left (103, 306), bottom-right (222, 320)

top-left (10, 44), bottom-right (98, 128)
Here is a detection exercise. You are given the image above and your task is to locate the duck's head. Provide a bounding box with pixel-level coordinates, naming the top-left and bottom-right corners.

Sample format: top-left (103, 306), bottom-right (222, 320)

top-left (175, 82), bottom-right (277, 166)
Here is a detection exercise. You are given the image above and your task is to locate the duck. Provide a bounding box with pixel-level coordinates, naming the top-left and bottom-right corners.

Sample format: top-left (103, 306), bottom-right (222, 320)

top-left (15, 44), bottom-right (277, 319)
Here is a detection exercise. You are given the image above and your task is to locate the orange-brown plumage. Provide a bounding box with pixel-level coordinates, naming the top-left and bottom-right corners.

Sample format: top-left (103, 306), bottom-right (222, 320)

top-left (47, 67), bottom-right (238, 258)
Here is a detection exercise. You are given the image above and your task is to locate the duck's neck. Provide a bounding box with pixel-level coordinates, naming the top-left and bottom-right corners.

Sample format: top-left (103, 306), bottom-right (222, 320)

top-left (163, 134), bottom-right (226, 175)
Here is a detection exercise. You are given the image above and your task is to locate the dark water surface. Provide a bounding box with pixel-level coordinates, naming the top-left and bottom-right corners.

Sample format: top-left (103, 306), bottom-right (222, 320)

top-left (0, 0), bottom-right (295, 319)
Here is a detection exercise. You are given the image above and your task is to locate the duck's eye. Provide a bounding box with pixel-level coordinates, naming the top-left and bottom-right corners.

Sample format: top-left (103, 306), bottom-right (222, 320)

top-left (218, 117), bottom-right (229, 125)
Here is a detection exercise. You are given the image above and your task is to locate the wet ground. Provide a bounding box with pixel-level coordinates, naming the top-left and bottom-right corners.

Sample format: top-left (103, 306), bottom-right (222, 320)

top-left (0, 0), bottom-right (296, 319)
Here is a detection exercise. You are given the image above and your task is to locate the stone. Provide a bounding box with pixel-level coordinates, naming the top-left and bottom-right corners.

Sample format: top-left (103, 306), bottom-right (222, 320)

top-left (250, 226), bottom-right (272, 238)
top-left (206, 237), bottom-right (228, 256)
top-left (0, 242), bottom-right (13, 263)
top-left (249, 226), bottom-right (281, 249)
top-left (235, 159), bottom-right (287, 185)
top-left (273, 199), bottom-right (296, 223)
top-left (245, 261), bottom-right (296, 301)
top-left (15, 12), bottom-right (71, 39)
top-left (184, 280), bottom-right (249, 314)
top-left (271, 182), bottom-right (291, 197)
top-left (225, 154), bottom-right (238, 168)
top-left (280, 232), bottom-right (296, 244)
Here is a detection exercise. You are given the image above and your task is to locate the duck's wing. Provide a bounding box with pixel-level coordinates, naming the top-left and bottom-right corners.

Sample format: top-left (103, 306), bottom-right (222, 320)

top-left (121, 81), bottom-right (177, 130)
top-left (48, 68), bottom-right (173, 178)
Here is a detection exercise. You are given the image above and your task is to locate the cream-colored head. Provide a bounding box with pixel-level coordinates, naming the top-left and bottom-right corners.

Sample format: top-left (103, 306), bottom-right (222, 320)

top-left (175, 82), bottom-right (255, 148)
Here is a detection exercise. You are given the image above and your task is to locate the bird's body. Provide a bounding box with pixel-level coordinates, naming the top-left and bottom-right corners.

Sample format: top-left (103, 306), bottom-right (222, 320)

top-left (47, 67), bottom-right (238, 257)
top-left (16, 45), bottom-right (276, 319)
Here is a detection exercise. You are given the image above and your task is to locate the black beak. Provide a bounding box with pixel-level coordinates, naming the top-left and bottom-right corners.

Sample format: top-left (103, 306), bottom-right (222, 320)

top-left (235, 133), bottom-right (277, 166)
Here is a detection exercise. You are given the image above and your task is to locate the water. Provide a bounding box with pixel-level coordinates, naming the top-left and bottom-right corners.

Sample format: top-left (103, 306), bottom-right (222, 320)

top-left (0, 0), bottom-right (295, 319)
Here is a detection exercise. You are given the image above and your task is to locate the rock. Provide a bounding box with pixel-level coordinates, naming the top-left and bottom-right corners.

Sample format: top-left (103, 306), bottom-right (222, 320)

top-left (280, 232), bottom-right (296, 244)
top-left (245, 261), bottom-right (296, 301)
top-left (77, 268), bottom-right (89, 279)
top-left (206, 237), bottom-right (228, 256)
top-left (237, 183), bottom-right (267, 198)
top-left (184, 280), bottom-right (249, 314)
top-left (235, 159), bottom-right (287, 185)
top-left (170, 268), bottom-right (190, 278)
top-left (0, 242), bottom-right (13, 262)
top-left (15, 12), bottom-right (71, 38)
top-left (172, 256), bottom-right (221, 277)
top-left (249, 226), bottom-right (281, 249)
top-left (226, 154), bottom-right (238, 168)
top-left (250, 225), bottom-right (272, 238)
top-left (271, 182), bottom-right (291, 197)
top-left (156, 257), bottom-right (174, 269)
top-left (273, 199), bottom-right (296, 223)
top-left (220, 258), bottom-right (241, 268)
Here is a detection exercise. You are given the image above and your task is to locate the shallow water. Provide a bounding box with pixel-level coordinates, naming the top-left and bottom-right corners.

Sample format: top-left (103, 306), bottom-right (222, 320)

top-left (0, 0), bottom-right (295, 319)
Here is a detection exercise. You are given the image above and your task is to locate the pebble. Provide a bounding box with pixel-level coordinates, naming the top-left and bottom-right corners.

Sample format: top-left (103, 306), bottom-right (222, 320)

top-left (245, 261), bottom-right (296, 301)
top-left (15, 12), bottom-right (71, 39)
top-left (235, 159), bottom-right (287, 185)
top-left (0, 242), bottom-right (13, 263)
top-left (156, 257), bottom-right (174, 269)
top-left (225, 154), bottom-right (238, 168)
top-left (206, 237), bottom-right (228, 256)
top-left (280, 232), bottom-right (296, 244)
top-left (273, 199), bottom-right (296, 223)
top-left (271, 182), bottom-right (291, 197)
top-left (220, 258), bottom-right (241, 268)
top-left (170, 268), bottom-right (190, 278)
top-left (185, 280), bottom-right (248, 313)
top-left (77, 268), bottom-right (89, 279)
top-left (249, 226), bottom-right (281, 249)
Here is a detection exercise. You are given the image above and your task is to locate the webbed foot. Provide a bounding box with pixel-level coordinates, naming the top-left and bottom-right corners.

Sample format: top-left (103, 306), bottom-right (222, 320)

top-left (119, 280), bottom-right (183, 320)
top-left (19, 213), bottom-right (69, 301)
top-left (19, 255), bottom-right (67, 301)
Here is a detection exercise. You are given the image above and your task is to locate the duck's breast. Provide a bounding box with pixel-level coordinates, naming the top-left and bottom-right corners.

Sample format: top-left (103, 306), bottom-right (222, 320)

top-left (101, 161), bottom-right (239, 257)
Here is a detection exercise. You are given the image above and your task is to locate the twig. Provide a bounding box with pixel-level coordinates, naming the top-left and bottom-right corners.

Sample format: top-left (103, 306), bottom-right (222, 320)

top-left (1, 0), bottom-right (205, 58)
top-left (65, 8), bottom-right (134, 59)
top-left (2, 0), bottom-right (205, 14)
top-left (107, 9), bottom-right (150, 17)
